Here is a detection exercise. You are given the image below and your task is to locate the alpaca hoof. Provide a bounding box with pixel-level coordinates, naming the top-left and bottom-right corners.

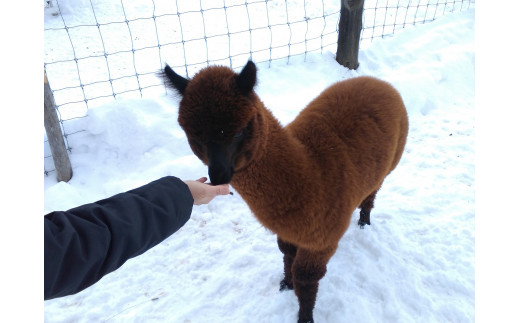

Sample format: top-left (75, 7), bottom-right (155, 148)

top-left (358, 219), bottom-right (371, 228)
top-left (279, 279), bottom-right (294, 291)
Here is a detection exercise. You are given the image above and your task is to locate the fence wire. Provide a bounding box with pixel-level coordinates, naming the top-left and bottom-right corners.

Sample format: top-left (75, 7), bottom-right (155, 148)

top-left (44, 0), bottom-right (474, 176)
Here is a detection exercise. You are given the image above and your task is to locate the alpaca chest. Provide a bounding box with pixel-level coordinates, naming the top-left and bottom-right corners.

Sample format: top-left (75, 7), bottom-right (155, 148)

top-left (237, 186), bottom-right (352, 249)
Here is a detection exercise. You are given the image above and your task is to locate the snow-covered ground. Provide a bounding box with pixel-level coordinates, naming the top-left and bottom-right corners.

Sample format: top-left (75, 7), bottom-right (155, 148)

top-left (40, 7), bottom-right (478, 323)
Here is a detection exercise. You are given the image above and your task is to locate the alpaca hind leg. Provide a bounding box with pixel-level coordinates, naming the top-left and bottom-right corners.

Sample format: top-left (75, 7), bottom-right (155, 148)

top-left (358, 190), bottom-right (378, 228)
top-left (292, 247), bottom-right (335, 323)
top-left (277, 237), bottom-right (297, 291)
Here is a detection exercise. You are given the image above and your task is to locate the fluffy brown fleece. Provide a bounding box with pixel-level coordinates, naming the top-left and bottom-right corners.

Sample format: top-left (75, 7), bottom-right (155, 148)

top-left (163, 61), bottom-right (409, 323)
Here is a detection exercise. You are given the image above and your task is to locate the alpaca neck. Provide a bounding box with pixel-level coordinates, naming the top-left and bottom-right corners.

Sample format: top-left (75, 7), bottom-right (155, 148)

top-left (231, 105), bottom-right (310, 222)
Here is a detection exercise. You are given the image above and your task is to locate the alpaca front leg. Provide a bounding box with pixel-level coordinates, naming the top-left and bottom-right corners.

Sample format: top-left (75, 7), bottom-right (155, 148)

top-left (292, 247), bottom-right (335, 323)
top-left (277, 237), bottom-right (297, 291)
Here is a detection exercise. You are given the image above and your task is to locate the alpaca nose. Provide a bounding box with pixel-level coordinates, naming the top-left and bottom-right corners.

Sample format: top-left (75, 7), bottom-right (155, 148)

top-left (208, 164), bottom-right (234, 185)
top-left (207, 142), bottom-right (234, 185)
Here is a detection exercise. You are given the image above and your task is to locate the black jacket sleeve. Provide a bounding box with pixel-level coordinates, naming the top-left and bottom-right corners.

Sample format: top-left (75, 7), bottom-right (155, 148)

top-left (44, 176), bottom-right (194, 300)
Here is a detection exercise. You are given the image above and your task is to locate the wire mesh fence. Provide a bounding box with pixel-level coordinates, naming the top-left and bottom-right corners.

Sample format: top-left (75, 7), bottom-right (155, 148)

top-left (44, 0), bottom-right (474, 176)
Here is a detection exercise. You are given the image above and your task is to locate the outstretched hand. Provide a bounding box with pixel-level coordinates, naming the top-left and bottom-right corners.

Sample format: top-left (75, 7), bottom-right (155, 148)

top-left (184, 177), bottom-right (230, 205)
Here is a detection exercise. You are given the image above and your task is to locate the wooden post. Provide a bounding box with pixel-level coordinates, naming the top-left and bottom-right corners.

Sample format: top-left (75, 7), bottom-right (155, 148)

top-left (44, 72), bottom-right (72, 182)
top-left (336, 0), bottom-right (365, 69)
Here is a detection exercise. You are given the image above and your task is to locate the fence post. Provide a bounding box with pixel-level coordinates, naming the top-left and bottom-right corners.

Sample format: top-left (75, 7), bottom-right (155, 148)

top-left (44, 71), bottom-right (72, 182)
top-left (336, 0), bottom-right (365, 69)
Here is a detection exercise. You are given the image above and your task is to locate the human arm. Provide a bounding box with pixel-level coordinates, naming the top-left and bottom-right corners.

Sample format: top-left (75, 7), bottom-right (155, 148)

top-left (44, 176), bottom-right (194, 300)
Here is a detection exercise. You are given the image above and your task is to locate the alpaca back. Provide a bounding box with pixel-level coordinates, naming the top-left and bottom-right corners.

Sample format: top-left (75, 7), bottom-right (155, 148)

top-left (286, 76), bottom-right (408, 212)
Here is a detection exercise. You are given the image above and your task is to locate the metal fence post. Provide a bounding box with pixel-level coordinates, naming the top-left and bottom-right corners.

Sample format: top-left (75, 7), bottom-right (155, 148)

top-left (44, 71), bottom-right (72, 182)
top-left (336, 0), bottom-right (365, 69)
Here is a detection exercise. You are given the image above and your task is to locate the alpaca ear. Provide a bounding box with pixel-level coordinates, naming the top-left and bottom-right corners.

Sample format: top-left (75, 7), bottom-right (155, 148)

top-left (163, 64), bottom-right (189, 95)
top-left (237, 61), bottom-right (257, 94)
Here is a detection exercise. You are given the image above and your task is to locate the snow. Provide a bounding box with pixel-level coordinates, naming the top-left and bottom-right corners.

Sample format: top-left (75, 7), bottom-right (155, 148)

top-left (43, 5), bottom-right (476, 323)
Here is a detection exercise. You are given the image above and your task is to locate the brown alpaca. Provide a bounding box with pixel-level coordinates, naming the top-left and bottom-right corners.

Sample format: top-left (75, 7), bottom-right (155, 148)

top-left (163, 61), bottom-right (408, 323)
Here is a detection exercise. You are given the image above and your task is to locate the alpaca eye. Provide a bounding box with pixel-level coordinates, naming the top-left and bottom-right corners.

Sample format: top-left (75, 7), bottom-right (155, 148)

top-left (234, 130), bottom-right (244, 139)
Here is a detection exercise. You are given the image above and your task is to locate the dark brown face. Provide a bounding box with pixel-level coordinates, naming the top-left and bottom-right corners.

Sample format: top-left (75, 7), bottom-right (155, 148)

top-left (186, 121), bottom-right (252, 185)
top-left (164, 62), bottom-right (259, 185)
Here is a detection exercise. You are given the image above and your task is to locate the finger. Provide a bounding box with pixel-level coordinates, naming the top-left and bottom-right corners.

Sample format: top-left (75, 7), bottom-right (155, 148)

top-left (214, 184), bottom-right (230, 196)
top-left (195, 177), bottom-right (207, 183)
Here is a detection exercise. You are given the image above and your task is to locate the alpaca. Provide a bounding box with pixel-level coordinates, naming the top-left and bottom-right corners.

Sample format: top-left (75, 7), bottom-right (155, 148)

top-left (163, 61), bottom-right (408, 323)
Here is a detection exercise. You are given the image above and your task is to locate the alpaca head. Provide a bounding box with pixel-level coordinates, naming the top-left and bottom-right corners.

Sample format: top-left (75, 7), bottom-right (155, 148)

top-left (163, 61), bottom-right (262, 185)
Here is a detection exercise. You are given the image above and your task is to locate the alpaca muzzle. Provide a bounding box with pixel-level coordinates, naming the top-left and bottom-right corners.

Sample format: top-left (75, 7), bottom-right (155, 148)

top-left (207, 142), bottom-right (235, 185)
top-left (208, 164), bottom-right (234, 185)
